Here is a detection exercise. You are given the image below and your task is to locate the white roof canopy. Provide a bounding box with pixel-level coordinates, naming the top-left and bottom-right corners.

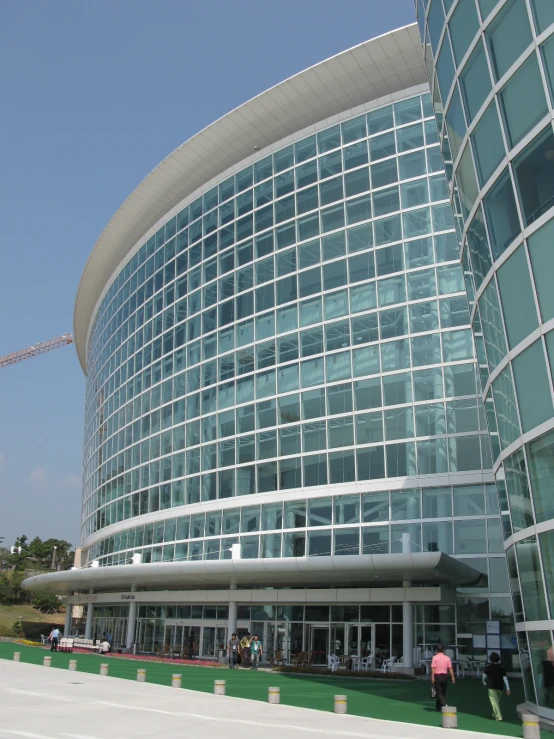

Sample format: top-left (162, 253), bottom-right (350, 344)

top-left (74, 24), bottom-right (426, 372)
top-left (23, 553), bottom-right (482, 595)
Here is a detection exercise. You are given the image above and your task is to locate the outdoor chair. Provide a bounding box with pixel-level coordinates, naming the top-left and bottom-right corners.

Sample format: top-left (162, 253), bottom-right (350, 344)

top-left (270, 649), bottom-right (287, 666)
top-left (381, 656), bottom-right (396, 672)
top-left (327, 654), bottom-right (340, 672)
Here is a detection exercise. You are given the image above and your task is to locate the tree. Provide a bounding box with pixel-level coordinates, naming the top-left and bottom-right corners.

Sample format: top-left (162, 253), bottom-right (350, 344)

top-left (0, 571), bottom-right (27, 605)
top-left (31, 592), bottom-right (60, 614)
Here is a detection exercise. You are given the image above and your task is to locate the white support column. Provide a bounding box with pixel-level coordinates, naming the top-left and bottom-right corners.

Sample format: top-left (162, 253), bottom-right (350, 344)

top-left (64, 597), bottom-right (73, 636)
top-left (126, 585), bottom-right (137, 649)
top-left (84, 589), bottom-right (94, 640)
top-left (228, 583), bottom-right (238, 642)
top-left (402, 533), bottom-right (414, 670)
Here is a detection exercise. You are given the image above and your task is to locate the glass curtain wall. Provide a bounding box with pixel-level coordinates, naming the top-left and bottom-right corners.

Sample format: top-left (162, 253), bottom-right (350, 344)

top-left (416, 0), bottom-right (554, 714)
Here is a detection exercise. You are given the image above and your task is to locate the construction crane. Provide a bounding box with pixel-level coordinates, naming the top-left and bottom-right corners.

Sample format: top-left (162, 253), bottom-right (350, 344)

top-left (0, 333), bottom-right (74, 368)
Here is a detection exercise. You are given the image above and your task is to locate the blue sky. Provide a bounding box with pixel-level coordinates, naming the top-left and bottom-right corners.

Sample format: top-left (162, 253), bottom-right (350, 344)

top-left (0, 0), bottom-right (416, 548)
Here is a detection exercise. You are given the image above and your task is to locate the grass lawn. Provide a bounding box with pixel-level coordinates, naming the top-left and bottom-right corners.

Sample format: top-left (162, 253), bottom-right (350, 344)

top-left (0, 642), bottom-right (541, 737)
top-left (0, 604), bottom-right (64, 639)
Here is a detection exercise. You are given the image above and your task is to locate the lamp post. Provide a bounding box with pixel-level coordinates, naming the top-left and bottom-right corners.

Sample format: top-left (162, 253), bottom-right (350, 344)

top-left (51, 546), bottom-right (57, 570)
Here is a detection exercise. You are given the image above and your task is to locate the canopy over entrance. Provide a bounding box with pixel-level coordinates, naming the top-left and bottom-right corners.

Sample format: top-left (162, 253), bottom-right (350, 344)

top-left (23, 552), bottom-right (482, 595)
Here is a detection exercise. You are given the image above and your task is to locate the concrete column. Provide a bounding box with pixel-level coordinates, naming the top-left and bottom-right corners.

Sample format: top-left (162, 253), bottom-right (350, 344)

top-left (84, 589), bottom-right (94, 639)
top-left (126, 585), bottom-right (137, 649)
top-left (64, 598), bottom-right (72, 636)
top-left (402, 533), bottom-right (414, 670)
top-left (228, 583), bottom-right (238, 643)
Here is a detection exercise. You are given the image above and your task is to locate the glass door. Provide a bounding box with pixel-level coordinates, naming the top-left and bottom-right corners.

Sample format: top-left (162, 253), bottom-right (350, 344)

top-left (359, 624), bottom-right (375, 668)
top-left (202, 626), bottom-right (216, 657)
top-left (309, 626), bottom-right (329, 665)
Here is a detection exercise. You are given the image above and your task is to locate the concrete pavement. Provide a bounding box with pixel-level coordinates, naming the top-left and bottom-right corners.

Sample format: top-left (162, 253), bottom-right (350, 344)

top-left (0, 660), bottom-right (512, 739)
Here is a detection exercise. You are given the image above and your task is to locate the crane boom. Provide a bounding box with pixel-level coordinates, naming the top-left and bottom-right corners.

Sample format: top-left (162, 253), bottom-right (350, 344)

top-left (0, 333), bottom-right (74, 368)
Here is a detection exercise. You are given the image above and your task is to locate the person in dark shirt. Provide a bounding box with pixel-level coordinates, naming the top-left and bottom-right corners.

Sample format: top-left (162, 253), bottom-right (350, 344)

top-left (482, 652), bottom-right (510, 721)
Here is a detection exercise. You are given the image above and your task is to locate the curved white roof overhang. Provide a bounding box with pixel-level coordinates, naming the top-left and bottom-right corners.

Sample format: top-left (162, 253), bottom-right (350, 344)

top-left (22, 553), bottom-right (481, 595)
top-left (74, 24), bottom-right (426, 373)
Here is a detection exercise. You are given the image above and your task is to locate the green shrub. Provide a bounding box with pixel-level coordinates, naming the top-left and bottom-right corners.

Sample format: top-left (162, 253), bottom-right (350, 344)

top-left (31, 592), bottom-right (60, 614)
top-left (12, 621), bottom-right (23, 636)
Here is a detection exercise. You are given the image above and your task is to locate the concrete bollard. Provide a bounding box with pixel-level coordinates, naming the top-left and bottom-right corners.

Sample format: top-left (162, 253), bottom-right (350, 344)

top-left (172, 674), bottom-right (182, 688)
top-left (100, 663), bottom-right (109, 676)
top-left (522, 713), bottom-right (540, 739)
top-left (268, 686), bottom-right (280, 704)
top-left (137, 668), bottom-right (146, 682)
top-left (68, 659), bottom-right (77, 671)
top-left (334, 695), bottom-right (347, 714)
top-left (214, 679), bottom-right (226, 695)
top-left (43, 656), bottom-right (52, 667)
top-left (441, 705), bottom-right (457, 729)
top-left (13, 652), bottom-right (21, 662)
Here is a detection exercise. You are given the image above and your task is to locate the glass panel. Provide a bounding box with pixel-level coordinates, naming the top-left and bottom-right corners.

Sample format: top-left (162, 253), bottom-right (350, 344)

top-left (486, 0), bottom-right (533, 81)
top-left (460, 40), bottom-right (492, 123)
top-left (483, 168), bottom-right (520, 258)
top-left (513, 126), bottom-right (554, 226)
top-left (449, 0), bottom-right (480, 65)
top-left (528, 218), bottom-right (554, 323)
top-left (497, 246), bottom-right (538, 348)
top-left (528, 429), bottom-right (554, 523)
top-left (471, 102), bottom-right (505, 186)
top-left (512, 340), bottom-right (553, 433)
top-left (499, 54), bottom-right (549, 149)
top-left (516, 538), bottom-right (548, 621)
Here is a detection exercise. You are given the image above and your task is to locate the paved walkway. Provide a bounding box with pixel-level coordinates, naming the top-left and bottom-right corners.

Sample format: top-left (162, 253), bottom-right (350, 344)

top-left (1, 661), bottom-right (514, 739)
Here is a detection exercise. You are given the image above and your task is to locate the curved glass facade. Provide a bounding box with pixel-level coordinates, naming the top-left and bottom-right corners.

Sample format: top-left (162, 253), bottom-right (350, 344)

top-left (75, 82), bottom-right (512, 662)
top-left (417, 0), bottom-right (554, 714)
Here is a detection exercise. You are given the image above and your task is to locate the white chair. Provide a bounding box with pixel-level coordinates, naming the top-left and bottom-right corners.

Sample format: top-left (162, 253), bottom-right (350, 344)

top-left (360, 655), bottom-right (373, 671)
top-left (40, 634), bottom-right (47, 645)
top-left (327, 654), bottom-right (339, 672)
top-left (382, 656), bottom-right (396, 673)
top-left (413, 647), bottom-right (422, 669)
top-left (350, 655), bottom-right (360, 671)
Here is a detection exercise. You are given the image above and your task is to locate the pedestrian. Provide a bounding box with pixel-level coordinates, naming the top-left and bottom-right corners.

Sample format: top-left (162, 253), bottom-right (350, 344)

top-left (482, 652), bottom-right (510, 721)
top-left (228, 632), bottom-right (240, 669)
top-left (240, 632), bottom-right (251, 668)
top-left (431, 644), bottom-right (455, 712)
top-left (188, 630), bottom-right (195, 659)
top-left (105, 631), bottom-right (113, 648)
top-left (98, 638), bottom-right (111, 654)
top-left (49, 627), bottom-right (60, 652)
top-left (250, 634), bottom-right (263, 669)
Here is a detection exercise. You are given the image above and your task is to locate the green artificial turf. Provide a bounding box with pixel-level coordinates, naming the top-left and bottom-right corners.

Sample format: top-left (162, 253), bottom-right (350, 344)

top-left (0, 642), bottom-right (543, 737)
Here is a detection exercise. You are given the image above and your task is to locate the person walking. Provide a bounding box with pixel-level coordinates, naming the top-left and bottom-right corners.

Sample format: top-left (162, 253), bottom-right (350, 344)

top-left (431, 644), bottom-right (455, 712)
top-left (240, 632), bottom-right (251, 668)
top-left (482, 652), bottom-right (510, 721)
top-left (188, 630), bottom-right (196, 659)
top-left (228, 633), bottom-right (240, 669)
top-left (49, 627), bottom-right (60, 652)
top-left (250, 634), bottom-right (263, 669)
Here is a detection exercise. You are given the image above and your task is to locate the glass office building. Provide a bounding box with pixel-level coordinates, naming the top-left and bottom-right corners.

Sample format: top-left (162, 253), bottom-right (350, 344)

top-left (415, 0), bottom-right (554, 716)
top-left (24, 26), bottom-right (513, 671)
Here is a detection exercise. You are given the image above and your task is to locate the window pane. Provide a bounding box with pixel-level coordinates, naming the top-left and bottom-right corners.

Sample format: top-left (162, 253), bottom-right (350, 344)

top-left (512, 340), bottom-right (553, 433)
top-left (471, 102), bottom-right (505, 186)
top-left (513, 126), bottom-right (554, 226)
top-left (460, 40), bottom-right (492, 123)
top-left (486, 0), bottom-right (533, 81)
top-left (528, 218), bottom-right (554, 323)
top-left (483, 168), bottom-right (520, 258)
top-left (449, 0), bottom-right (479, 65)
top-left (499, 54), bottom-right (549, 149)
top-left (497, 247), bottom-right (538, 348)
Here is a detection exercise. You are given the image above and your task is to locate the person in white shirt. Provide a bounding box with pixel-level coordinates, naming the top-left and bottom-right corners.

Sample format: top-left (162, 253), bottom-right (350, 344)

top-left (98, 640), bottom-right (111, 654)
top-left (49, 628), bottom-right (60, 652)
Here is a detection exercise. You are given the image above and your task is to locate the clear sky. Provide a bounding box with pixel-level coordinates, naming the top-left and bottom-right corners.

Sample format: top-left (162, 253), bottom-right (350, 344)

top-left (0, 0), bottom-right (416, 548)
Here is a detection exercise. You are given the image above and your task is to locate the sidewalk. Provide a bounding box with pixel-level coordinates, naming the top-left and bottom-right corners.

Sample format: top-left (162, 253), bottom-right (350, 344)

top-left (0, 660), bottom-right (516, 739)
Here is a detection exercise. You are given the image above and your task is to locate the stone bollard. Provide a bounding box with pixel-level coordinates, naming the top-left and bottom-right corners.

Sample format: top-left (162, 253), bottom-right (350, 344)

top-left (100, 663), bottom-right (109, 676)
top-left (214, 679), bottom-right (226, 695)
top-left (43, 656), bottom-right (52, 667)
top-left (68, 659), bottom-right (77, 671)
top-left (441, 705), bottom-right (457, 729)
top-left (268, 686), bottom-right (280, 704)
top-left (13, 652), bottom-right (21, 662)
top-left (137, 668), bottom-right (146, 682)
top-left (522, 713), bottom-right (540, 739)
top-left (334, 695), bottom-right (347, 714)
top-left (172, 674), bottom-right (182, 689)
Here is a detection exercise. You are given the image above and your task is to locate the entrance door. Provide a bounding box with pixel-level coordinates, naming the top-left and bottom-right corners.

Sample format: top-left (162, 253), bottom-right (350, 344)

top-left (359, 624), bottom-right (375, 668)
top-left (202, 626), bottom-right (216, 658)
top-left (309, 626), bottom-right (329, 665)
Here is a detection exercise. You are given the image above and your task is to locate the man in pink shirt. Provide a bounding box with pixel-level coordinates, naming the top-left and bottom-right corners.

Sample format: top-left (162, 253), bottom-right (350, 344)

top-left (431, 644), bottom-right (455, 712)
